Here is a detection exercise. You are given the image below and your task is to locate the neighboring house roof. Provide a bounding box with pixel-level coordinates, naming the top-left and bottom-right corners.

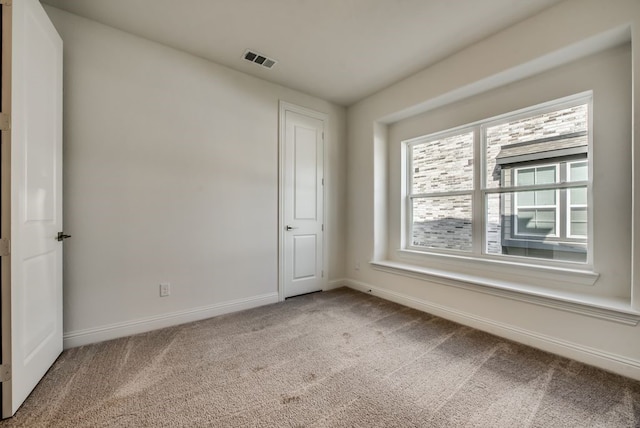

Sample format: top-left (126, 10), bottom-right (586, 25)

top-left (496, 131), bottom-right (588, 165)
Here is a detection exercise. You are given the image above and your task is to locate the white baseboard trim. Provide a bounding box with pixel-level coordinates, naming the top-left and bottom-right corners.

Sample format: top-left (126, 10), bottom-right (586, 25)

top-left (344, 279), bottom-right (640, 381)
top-left (325, 278), bottom-right (347, 290)
top-left (63, 292), bottom-right (280, 349)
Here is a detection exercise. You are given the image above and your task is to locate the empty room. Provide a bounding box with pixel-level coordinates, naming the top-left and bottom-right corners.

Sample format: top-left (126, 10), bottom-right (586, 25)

top-left (2, 0), bottom-right (640, 426)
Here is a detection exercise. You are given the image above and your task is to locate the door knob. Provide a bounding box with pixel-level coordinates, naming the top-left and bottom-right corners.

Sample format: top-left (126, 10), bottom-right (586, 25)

top-left (285, 225), bottom-right (298, 231)
top-left (56, 232), bottom-right (71, 242)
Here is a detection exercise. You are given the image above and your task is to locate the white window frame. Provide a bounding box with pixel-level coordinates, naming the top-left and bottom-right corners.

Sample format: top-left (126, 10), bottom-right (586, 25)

top-left (404, 92), bottom-right (593, 269)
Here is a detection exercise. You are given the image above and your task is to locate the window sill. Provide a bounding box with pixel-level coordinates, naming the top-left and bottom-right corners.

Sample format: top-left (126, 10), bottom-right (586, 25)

top-left (370, 258), bottom-right (640, 326)
top-left (398, 248), bottom-right (598, 287)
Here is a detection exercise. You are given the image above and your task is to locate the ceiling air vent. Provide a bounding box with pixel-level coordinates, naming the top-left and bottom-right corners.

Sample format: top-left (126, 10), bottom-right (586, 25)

top-left (243, 50), bottom-right (277, 69)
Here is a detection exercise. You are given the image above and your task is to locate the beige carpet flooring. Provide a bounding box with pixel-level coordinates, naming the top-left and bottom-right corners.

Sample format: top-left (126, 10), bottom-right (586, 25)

top-left (2, 287), bottom-right (640, 427)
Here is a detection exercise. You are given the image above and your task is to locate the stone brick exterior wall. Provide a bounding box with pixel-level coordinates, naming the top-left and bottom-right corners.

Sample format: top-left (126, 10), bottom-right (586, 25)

top-left (412, 195), bottom-right (473, 251)
top-left (411, 133), bottom-right (473, 251)
top-left (412, 132), bottom-right (473, 193)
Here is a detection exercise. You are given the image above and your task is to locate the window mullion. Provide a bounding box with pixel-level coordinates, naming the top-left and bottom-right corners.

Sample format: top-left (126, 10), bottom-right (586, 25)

top-left (410, 190), bottom-right (475, 198)
top-left (406, 143), bottom-right (413, 248)
top-left (559, 164), bottom-right (567, 239)
top-left (473, 126), bottom-right (483, 255)
top-left (484, 181), bottom-right (588, 194)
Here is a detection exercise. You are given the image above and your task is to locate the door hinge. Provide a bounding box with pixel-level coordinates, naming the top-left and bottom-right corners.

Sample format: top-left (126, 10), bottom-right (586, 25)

top-left (0, 113), bottom-right (10, 131)
top-left (321, 224), bottom-right (324, 232)
top-left (0, 0), bottom-right (13, 7)
top-left (321, 270), bottom-right (324, 278)
top-left (322, 178), bottom-right (324, 186)
top-left (0, 239), bottom-right (9, 257)
top-left (0, 364), bottom-right (11, 382)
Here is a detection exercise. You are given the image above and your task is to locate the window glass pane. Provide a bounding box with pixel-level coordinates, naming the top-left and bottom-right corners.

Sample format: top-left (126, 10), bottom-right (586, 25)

top-left (516, 209), bottom-right (535, 233)
top-left (516, 185), bottom-right (556, 209)
top-left (412, 195), bottom-right (472, 252)
top-left (569, 161), bottom-right (588, 182)
top-left (570, 207), bottom-right (588, 237)
top-left (517, 208), bottom-right (556, 235)
top-left (411, 131), bottom-right (473, 194)
top-left (516, 169), bottom-right (534, 186)
top-left (535, 189), bottom-right (556, 206)
top-left (535, 209), bottom-right (556, 223)
top-left (486, 193), bottom-right (586, 263)
top-left (570, 187), bottom-right (587, 205)
top-left (518, 191), bottom-right (535, 206)
top-left (486, 104), bottom-right (588, 188)
top-left (536, 166), bottom-right (556, 184)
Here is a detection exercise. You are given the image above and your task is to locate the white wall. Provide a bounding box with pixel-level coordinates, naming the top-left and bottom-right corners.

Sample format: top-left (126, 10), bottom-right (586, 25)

top-left (347, 0), bottom-right (640, 379)
top-left (42, 6), bottom-right (347, 347)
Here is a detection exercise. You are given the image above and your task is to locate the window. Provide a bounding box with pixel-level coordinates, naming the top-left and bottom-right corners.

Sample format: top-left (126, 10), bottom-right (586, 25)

top-left (406, 94), bottom-right (591, 265)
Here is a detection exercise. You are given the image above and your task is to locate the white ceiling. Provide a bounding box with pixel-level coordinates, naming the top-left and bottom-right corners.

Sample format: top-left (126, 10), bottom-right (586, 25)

top-left (41, 0), bottom-right (564, 106)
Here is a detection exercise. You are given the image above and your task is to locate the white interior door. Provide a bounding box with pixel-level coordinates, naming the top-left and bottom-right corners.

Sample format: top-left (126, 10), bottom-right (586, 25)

top-left (2, 0), bottom-right (63, 417)
top-left (281, 103), bottom-right (326, 299)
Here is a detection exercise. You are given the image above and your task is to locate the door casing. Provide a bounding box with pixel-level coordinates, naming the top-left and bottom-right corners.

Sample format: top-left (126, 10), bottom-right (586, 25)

top-left (1, 0), bottom-right (12, 417)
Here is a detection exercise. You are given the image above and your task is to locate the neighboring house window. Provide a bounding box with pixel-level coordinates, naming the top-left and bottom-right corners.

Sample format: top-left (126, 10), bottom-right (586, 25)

top-left (406, 94), bottom-right (590, 264)
top-left (513, 164), bottom-right (559, 237)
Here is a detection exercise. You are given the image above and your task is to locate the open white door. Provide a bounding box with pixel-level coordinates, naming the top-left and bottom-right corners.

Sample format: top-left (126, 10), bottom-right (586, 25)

top-left (1, 0), bottom-right (63, 417)
top-left (279, 102), bottom-right (326, 299)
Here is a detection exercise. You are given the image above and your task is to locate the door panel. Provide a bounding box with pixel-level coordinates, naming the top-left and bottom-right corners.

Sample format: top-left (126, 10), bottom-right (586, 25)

top-left (282, 105), bottom-right (325, 298)
top-left (3, 0), bottom-right (63, 417)
top-left (293, 235), bottom-right (317, 279)
top-left (23, 252), bottom-right (57, 361)
top-left (294, 126), bottom-right (318, 220)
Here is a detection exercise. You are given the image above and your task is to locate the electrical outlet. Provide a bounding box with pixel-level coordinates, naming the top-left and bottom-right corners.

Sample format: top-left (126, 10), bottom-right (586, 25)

top-left (354, 262), bottom-right (360, 271)
top-left (160, 283), bottom-right (170, 297)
